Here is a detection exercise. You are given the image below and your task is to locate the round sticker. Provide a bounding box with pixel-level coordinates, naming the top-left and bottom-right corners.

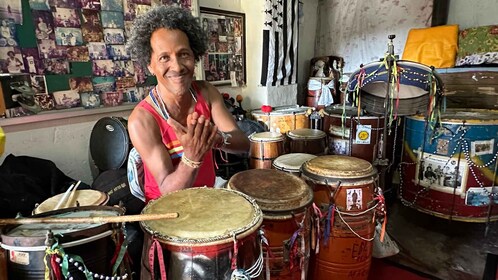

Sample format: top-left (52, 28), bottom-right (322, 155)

top-left (358, 130), bottom-right (369, 141)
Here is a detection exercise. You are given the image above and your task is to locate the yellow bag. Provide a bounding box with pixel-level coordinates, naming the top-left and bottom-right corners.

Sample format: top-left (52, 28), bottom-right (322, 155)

top-left (402, 25), bottom-right (459, 68)
top-left (0, 126), bottom-right (5, 156)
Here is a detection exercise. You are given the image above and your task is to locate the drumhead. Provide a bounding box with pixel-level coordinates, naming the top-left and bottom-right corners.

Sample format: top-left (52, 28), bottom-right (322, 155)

top-left (34, 190), bottom-right (109, 214)
top-left (301, 155), bottom-right (376, 181)
top-left (141, 188), bottom-right (262, 245)
top-left (90, 117), bottom-right (130, 171)
top-left (251, 105), bottom-right (310, 116)
top-left (409, 108), bottom-right (498, 123)
top-left (249, 131), bottom-right (285, 142)
top-left (287, 128), bottom-right (326, 139)
top-left (273, 153), bottom-right (317, 172)
top-left (228, 169), bottom-right (313, 213)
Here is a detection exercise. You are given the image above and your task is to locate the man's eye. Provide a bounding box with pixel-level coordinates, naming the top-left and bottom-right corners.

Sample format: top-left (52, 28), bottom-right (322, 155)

top-left (159, 56), bottom-right (169, 62)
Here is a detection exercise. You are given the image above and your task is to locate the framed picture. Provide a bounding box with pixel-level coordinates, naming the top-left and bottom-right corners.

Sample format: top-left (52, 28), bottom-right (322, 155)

top-left (200, 7), bottom-right (245, 87)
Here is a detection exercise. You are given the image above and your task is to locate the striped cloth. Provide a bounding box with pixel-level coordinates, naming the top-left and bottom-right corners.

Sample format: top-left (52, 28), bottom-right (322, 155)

top-left (127, 147), bottom-right (145, 202)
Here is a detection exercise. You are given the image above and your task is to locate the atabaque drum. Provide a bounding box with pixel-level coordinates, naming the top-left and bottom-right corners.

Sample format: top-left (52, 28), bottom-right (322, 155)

top-left (33, 189), bottom-right (109, 214)
top-left (249, 131), bottom-right (285, 169)
top-left (140, 187), bottom-right (264, 280)
top-left (251, 105), bottom-right (312, 134)
top-left (1, 206), bottom-right (126, 280)
top-left (272, 153), bottom-right (317, 176)
top-left (227, 169), bottom-right (314, 280)
top-left (346, 60), bottom-right (443, 116)
top-left (323, 104), bottom-right (391, 163)
top-left (287, 128), bottom-right (327, 155)
top-left (301, 155), bottom-right (377, 280)
top-left (401, 109), bottom-right (498, 222)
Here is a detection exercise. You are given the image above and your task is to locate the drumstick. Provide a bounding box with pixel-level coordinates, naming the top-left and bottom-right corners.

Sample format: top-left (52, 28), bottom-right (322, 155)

top-left (0, 212), bottom-right (179, 225)
top-left (53, 183), bottom-right (75, 211)
top-left (63, 180), bottom-right (81, 208)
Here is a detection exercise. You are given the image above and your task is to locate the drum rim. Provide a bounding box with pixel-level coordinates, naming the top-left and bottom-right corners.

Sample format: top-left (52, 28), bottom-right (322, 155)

top-left (249, 131), bottom-right (285, 141)
top-left (272, 153), bottom-right (317, 171)
top-left (407, 108), bottom-right (498, 123)
top-left (89, 116), bottom-right (130, 171)
top-left (140, 188), bottom-right (263, 246)
top-left (301, 155), bottom-right (377, 182)
top-left (33, 190), bottom-right (109, 214)
top-left (287, 128), bottom-right (326, 139)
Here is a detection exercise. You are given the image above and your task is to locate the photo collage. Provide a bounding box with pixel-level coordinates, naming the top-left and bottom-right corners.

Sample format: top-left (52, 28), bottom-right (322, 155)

top-left (0, 0), bottom-right (191, 117)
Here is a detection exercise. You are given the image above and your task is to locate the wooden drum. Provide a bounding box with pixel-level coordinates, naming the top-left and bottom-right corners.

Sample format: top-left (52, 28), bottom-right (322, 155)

top-left (228, 169), bottom-right (313, 280)
top-left (251, 105), bottom-right (311, 134)
top-left (301, 155), bottom-right (377, 280)
top-left (33, 189), bottom-right (109, 214)
top-left (272, 153), bottom-right (317, 176)
top-left (287, 128), bottom-right (327, 155)
top-left (249, 132), bottom-right (285, 169)
top-left (140, 188), bottom-right (264, 280)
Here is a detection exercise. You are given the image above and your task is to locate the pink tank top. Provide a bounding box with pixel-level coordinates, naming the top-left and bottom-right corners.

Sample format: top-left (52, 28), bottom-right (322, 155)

top-left (138, 83), bottom-right (216, 202)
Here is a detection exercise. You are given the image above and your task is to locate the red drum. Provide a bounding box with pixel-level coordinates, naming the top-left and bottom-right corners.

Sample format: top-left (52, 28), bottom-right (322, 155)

top-left (140, 188), bottom-right (264, 280)
top-left (249, 132), bottom-right (286, 169)
top-left (272, 153), bottom-right (317, 176)
top-left (251, 105), bottom-right (312, 134)
top-left (301, 155), bottom-right (377, 280)
top-left (228, 169), bottom-right (314, 280)
top-left (287, 128), bottom-right (327, 155)
top-left (323, 105), bottom-right (392, 163)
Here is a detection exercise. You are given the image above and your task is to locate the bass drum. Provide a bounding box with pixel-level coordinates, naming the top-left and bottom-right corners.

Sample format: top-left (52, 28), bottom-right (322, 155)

top-left (90, 116), bottom-right (131, 172)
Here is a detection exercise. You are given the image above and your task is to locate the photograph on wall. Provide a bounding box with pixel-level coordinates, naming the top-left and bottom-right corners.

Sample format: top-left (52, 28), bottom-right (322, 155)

top-left (93, 59), bottom-right (115, 76)
top-left (471, 139), bottom-right (495, 157)
top-left (465, 187), bottom-right (498, 207)
top-left (92, 76), bottom-right (115, 93)
top-left (0, 0), bottom-right (23, 24)
top-left (415, 152), bottom-right (468, 194)
top-left (133, 61), bottom-right (146, 84)
top-left (55, 27), bottom-right (83, 46)
top-left (29, 0), bottom-right (51, 11)
top-left (81, 9), bottom-right (104, 42)
top-left (32, 10), bottom-right (55, 40)
top-left (21, 48), bottom-right (45, 74)
top-left (88, 42), bottom-right (108, 59)
top-left (30, 74), bottom-right (47, 94)
top-left (123, 87), bottom-right (141, 103)
top-left (67, 46), bottom-right (90, 62)
top-left (112, 60), bottom-right (134, 77)
top-left (101, 11), bottom-right (124, 28)
top-left (37, 39), bottom-right (57, 58)
top-left (53, 89), bottom-right (80, 109)
top-left (0, 46), bottom-right (25, 73)
top-left (52, 45), bottom-right (69, 58)
top-left (43, 58), bottom-right (70, 74)
top-left (103, 28), bottom-right (125, 45)
top-left (134, 4), bottom-right (151, 16)
top-left (0, 74), bottom-right (32, 109)
top-left (123, 21), bottom-right (133, 39)
top-left (123, 0), bottom-right (136, 21)
top-left (79, 0), bottom-right (101, 10)
top-left (131, 0), bottom-right (150, 5)
top-left (34, 94), bottom-right (56, 110)
top-left (52, 8), bottom-right (81, 28)
top-left (80, 91), bottom-right (101, 108)
top-left (69, 77), bottom-right (94, 93)
top-left (116, 76), bottom-right (135, 89)
top-left (346, 188), bottom-right (362, 210)
top-left (54, 0), bottom-right (78, 9)
top-left (0, 18), bottom-right (18, 47)
top-left (136, 85), bottom-right (151, 100)
top-left (101, 0), bottom-right (123, 12)
top-left (101, 91), bottom-right (123, 106)
top-left (107, 44), bottom-right (130, 60)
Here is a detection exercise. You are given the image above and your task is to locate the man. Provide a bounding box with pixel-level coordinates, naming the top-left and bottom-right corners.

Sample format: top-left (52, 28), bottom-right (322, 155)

top-left (126, 6), bottom-right (249, 202)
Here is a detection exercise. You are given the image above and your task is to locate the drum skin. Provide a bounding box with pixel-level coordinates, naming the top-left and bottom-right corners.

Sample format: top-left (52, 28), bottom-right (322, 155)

top-left (33, 189), bottom-right (109, 214)
top-left (249, 132), bottom-right (285, 169)
top-left (140, 188), bottom-right (263, 280)
top-left (228, 169), bottom-right (313, 280)
top-left (401, 109), bottom-right (498, 222)
top-left (272, 153), bottom-right (317, 176)
top-left (251, 106), bottom-right (312, 134)
top-left (301, 155), bottom-right (377, 280)
top-left (287, 128), bottom-right (327, 155)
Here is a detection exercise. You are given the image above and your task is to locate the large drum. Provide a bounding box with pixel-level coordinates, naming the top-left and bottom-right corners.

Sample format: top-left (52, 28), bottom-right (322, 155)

top-left (346, 60), bottom-right (443, 116)
top-left (249, 132), bottom-right (285, 169)
top-left (322, 105), bottom-right (391, 163)
top-left (272, 153), bottom-right (317, 176)
top-left (287, 128), bottom-right (327, 155)
top-left (140, 188), bottom-right (264, 280)
top-left (401, 109), bottom-right (498, 222)
top-left (251, 105), bottom-right (312, 134)
top-left (301, 155), bottom-right (377, 280)
top-left (227, 169), bottom-right (314, 280)
top-left (1, 206), bottom-right (126, 280)
top-left (33, 189), bottom-right (109, 214)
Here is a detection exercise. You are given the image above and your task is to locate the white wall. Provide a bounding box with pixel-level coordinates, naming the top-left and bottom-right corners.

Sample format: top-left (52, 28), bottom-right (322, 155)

top-left (447, 0), bottom-right (498, 29)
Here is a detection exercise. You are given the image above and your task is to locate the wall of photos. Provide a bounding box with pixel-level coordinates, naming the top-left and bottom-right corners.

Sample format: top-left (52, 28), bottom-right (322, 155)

top-left (0, 0), bottom-right (191, 118)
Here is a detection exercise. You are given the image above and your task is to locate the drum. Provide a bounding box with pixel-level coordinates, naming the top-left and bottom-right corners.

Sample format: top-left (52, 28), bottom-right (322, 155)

top-left (323, 104), bottom-right (390, 163)
top-left (401, 109), bottom-right (498, 222)
top-left (33, 189), bottom-right (109, 214)
top-left (287, 128), bottom-right (327, 155)
top-left (301, 155), bottom-right (377, 280)
top-left (227, 169), bottom-right (313, 280)
top-left (346, 60), bottom-right (443, 116)
top-left (307, 77), bottom-right (335, 109)
top-left (251, 105), bottom-right (312, 134)
top-left (140, 188), bottom-right (264, 280)
top-left (90, 116), bottom-right (131, 171)
top-left (249, 132), bottom-right (285, 169)
top-left (272, 153), bottom-right (317, 176)
top-left (0, 206), bottom-right (126, 280)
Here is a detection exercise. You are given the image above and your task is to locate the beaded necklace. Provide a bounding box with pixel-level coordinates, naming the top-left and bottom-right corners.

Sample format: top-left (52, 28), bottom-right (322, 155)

top-left (149, 85), bottom-right (197, 121)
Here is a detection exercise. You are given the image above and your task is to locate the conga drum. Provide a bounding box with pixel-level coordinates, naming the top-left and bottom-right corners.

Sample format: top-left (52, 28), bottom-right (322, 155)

top-left (272, 153), bottom-right (317, 176)
top-left (140, 187), bottom-right (264, 280)
top-left (301, 155), bottom-right (377, 280)
top-left (1, 206), bottom-right (126, 280)
top-left (286, 128), bottom-right (327, 155)
top-left (251, 105), bottom-right (312, 134)
top-left (401, 109), bottom-right (498, 222)
top-left (227, 169), bottom-right (314, 280)
top-left (33, 189), bottom-right (109, 214)
top-left (249, 132), bottom-right (285, 169)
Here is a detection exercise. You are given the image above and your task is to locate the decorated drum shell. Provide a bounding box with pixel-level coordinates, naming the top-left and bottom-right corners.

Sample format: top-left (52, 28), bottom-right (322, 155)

top-left (251, 105), bottom-right (312, 134)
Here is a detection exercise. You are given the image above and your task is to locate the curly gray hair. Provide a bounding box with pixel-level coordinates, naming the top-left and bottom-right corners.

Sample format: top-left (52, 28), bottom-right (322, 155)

top-left (126, 6), bottom-right (208, 68)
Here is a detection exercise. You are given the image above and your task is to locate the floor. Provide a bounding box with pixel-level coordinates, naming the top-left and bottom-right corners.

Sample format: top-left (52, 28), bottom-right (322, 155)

top-left (369, 258), bottom-right (434, 280)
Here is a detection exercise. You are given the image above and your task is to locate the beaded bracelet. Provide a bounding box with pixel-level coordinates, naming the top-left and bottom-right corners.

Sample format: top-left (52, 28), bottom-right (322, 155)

top-left (181, 155), bottom-right (203, 169)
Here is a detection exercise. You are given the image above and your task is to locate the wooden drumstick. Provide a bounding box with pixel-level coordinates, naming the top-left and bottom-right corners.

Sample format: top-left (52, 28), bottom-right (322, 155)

top-left (0, 212), bottom-right (179, 225)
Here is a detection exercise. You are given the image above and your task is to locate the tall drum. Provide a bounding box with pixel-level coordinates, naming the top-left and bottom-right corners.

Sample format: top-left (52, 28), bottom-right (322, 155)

top-left (140, 188), bottom-right (264, 280)
top-left (249, 132), bottom-right (285, 169)
top-left (287, 128), bottom-right (327, 155)
top-left (227, 169), bottom-right (314, 280)
top-left (401, 109), bottom-right (498, 222)
top-left (301, 155), bottom-right (377, 280)
top-left (251, 105), bottom-right (311, 134)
